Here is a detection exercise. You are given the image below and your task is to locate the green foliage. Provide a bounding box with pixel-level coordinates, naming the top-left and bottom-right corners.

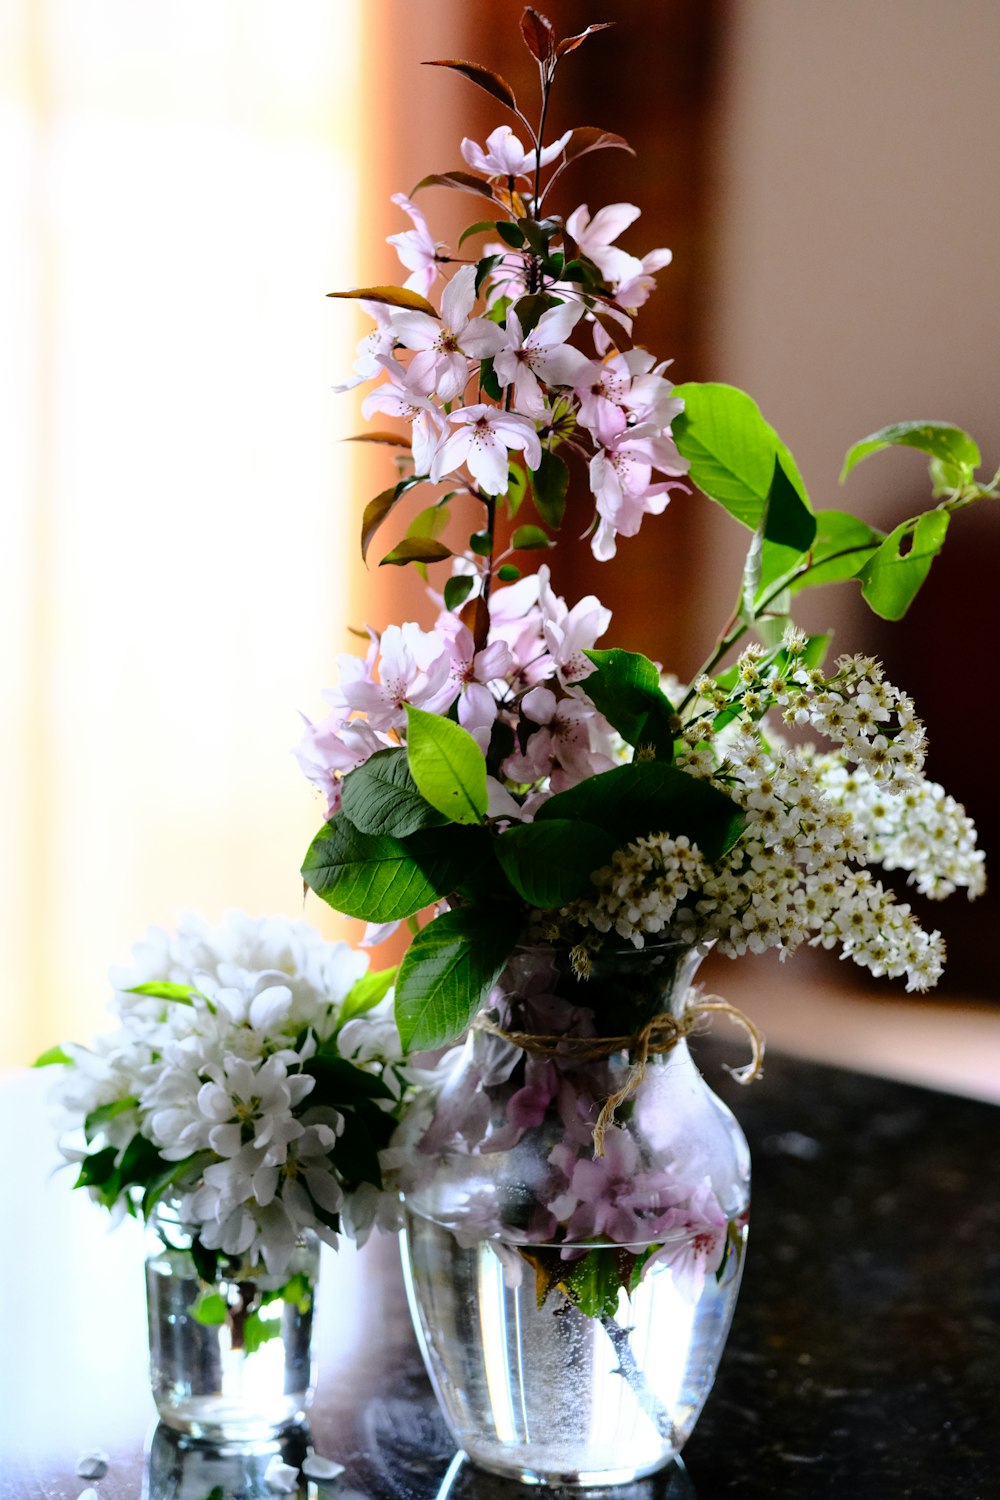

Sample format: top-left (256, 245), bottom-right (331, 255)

top-left (84, 1097), bottom-right (138, 1143)
top-left (380, 537), bottom-right (452, 568)
top-left (841, 420), bottom-right (980, 490)
top-left (444, 574), bottom-right (475, 611)
top-left (673, 383), bottom-right (810, 530)
top-left (497, 564), bottom-right (521, 582)
top-left (530, 449), bottom-right (570, 528)
top-left (789, 510), bottom-right (883, 592)
top-left (337, 964), bottom-right (398, 1029)
top-left (341, 747), bottom-right (446, 838)
top-left (301, 815), bottom-right (473, 922)
top-left (859, 510), bottom-right (950, 620)
top-left (243, 1309), bottom-right (283, 1356)
top-left (536, 761), bottom-right (745, 863)
top-left (32, 1045), bottom-right (72, 1067)
top-left (582, 649), bottom-right (676, 759)
top-left (493, 818), bottom-right (618, 906)
top-left (126, 982), bottom-right (196, 1003)
top-left (395, 906), bottom-right (523, 1051)
top-left (405, 705), bottom-right (488, 824)
top-left (506, 459), bottom-right (528, 518)
top-left (360, 475), bottom-right (423, 563)
top-left (510, 524), bottom-right (552, 550)
top-left (190, 1291), bottom-right (227, 1326)
top-left (744, 458), bottom-right (818, 620)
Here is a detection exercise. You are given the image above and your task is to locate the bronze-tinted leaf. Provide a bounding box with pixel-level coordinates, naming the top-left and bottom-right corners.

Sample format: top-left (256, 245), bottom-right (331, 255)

top-left (327, 285), bottom-right (438, 317)
top-left (556, 23), bottom-right (615, 59)
top-left (520, 8), bottom-right (556, 63)
top-left (380, 538), bottom-right (453, 568)
top-left (423, 59), bottom-right (518, 113)
top-left (561, 126), bottom-right (634, 164)
top-left (344, 431), bottom-right (410, 448)
top-left (361, 486), bottom-right (409, 564)
top-left (411, 171), bottom-right (496, 202)
top-left (459, 593), bottom-right (490, 652)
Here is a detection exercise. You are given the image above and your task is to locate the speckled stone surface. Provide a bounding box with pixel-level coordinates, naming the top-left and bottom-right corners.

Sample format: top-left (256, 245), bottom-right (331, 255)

top-left (7, 1050), bottom-right (999, 1498)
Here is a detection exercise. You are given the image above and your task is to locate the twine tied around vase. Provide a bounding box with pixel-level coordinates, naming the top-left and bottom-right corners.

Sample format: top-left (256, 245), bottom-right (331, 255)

top-left (477, 993), bottom-right (764, 1158)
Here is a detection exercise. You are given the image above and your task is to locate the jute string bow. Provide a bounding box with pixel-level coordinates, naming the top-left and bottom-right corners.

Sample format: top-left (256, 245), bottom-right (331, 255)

top-left (478, 993), bottom-right (764, 1158)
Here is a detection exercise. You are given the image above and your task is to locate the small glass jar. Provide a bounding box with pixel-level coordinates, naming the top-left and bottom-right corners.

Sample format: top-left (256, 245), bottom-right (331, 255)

top-left (144, 1201), bottom-right (320, 1442)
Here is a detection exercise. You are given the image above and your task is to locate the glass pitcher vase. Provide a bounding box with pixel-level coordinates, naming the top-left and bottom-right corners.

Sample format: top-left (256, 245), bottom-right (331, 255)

top-left (398, 941), bottom-right (752, 1488)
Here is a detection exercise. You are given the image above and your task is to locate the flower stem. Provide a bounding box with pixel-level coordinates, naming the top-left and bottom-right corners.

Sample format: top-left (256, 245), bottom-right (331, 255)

top-left (599, 1313), bottom-right (679, 1444)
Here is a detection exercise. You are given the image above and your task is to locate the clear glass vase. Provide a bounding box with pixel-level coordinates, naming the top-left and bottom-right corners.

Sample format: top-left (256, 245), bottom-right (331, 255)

top-left (399, 942), bottom-right (751, 1488)
top-left (144, 1201), bottom-right (320, 1441)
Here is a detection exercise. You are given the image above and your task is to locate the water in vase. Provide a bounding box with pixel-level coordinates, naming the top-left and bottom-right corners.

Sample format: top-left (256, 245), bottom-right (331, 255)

top-left (401, 1211), bottom-right (747, 1487)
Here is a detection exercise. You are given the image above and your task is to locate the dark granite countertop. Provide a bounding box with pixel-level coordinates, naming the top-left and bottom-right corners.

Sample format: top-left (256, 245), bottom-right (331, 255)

top-left (4, 1044), bottom-right (998, 1499)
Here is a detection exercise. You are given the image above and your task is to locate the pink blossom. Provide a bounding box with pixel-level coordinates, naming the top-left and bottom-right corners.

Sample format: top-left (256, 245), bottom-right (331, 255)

top-left (393, 264), bottom-right (505, 404)
top-left (432, 404), bottom-right (542, 496)
top-left (567, 202), bottom-right (643, 286)
top-left (361, 358), bottom-right (447, 475)
top-left (333, 300), bottom-right (398, 393)
top-left (538, 564), bottom-right (611, 684)
top-left (575, 347), bottom-right (683, 436)
top-left (643, 1183), bottom-right (729, 1303)
top-left (441, 622), bottom-right (513, 750)
top-left (546, 1126), bottom-right (649, 1243)
top-left (293, 713), bottom-right (391, 818)
top-left (494, 301), bottom-right (593, 420)
top-left (387, 192), bottom-right (443, 297)
top-left (588, 404), bottom-right (689, 561)
top-left (503, 685), bottom-right (616, 791)
top-left (461, 125), bottom-right (572, 180)
top-left (330, 622), bottom-right (454, 733)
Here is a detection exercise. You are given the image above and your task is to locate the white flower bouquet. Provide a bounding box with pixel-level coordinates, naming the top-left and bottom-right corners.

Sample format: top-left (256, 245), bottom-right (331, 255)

top-left (40, 912), bottom-right (406, 1277)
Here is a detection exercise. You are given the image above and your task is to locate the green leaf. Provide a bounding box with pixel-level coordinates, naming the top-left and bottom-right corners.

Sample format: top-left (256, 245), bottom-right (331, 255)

top-left (407, 503), bottom-right (450, 542)
top-left (469, 530), bottom-right (493, 556)
top-left (444, 574), bottom-right (475, 611)
top-left (304, 1055), bottom-right (395, 1105)
top-left (243, 1309), bottom-right (283, 1356)
top-left (190, 1291), bottom-right (228, 1326)
top-left (474, 253), bottom-right (505, 297)
top-left (506, 459), bottom-right (528, 518)
top-left (380, 537), bottom-right (453, 568)
top-left (142, 1151), bottom-right (214, 1219)
top-left (332, 1106), bottom-right (387, 1189)
top-left (75, 1146), bottom-right (119, 1190)
top-left (493, 818), bottom-right (618, 906)
top-left (191, 1237), bottom-right (219, 1284)
top-left (479, 357), bottom-right (502, 401)
top-left (337, 965), bottom-right (398, 1028)
top-left (513, 292), bottom-right (562, 338)
top-left (530, 449), bottom-right (569, 528)
top-left (341, 748), bottom-right (446, 838)
top-left (410, 170), bottom-right (497, 202)
top-left (496, 220), bottom-right (525, 249)
top-left (125, 981), bottom-right (196, 1004)
top-left (84, 1097), bottom-right (139, 1143)
top-left (497, 564), bottom-right (521, 582)
top-left (583, 649), bottom-right (676, 759)
top-left (510, 524), bottom-right (552, 550)
top-left (859, 509), bottom-right (950, 620)
top-left (33, 1045), bottom-right (72, 1068)
top-left (395, 906), bottom-right (522, 1052)
top-left (459, 220), bottom-right (500, 247)
top-left (840, 420), bottom-right (980, 489)
top-left (405, 705), bottom-right (488, 825)
top-left (789, 509), bottom-right (883, 592)
top-left (672, 383), bottom-right (809, 530)
top-left (744, 459), bottom-right (817, 618)
top-left (536, 761), bottom-right (745, 862)
top-left (561, 1248), bottom-right (625, 1320)
top-left (302, 815), bottom-right (473, 922)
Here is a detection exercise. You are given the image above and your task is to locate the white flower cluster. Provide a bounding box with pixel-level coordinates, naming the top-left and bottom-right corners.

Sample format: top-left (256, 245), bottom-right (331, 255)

top-left (560, 652), bottom-right (983, 993)
top-left (53, 912), bottom-right (404, 1273)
